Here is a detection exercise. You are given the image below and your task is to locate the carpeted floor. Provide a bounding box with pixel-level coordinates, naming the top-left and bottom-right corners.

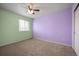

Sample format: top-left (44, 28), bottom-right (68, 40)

top-left (0, 39), bottom-right (77, 56)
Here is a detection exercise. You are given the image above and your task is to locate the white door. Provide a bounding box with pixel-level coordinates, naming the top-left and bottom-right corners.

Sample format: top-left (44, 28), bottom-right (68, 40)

top-left (75, 5), bottom-right (79, 56)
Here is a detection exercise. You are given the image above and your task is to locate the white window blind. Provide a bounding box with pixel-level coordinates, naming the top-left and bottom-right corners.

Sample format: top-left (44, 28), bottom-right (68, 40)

top-left (19, 19), bottom-right (30, 31)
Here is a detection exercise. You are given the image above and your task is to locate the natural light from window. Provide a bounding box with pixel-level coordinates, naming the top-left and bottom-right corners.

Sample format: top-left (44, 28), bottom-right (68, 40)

top-left (19, 19), bottom-right (30, 31)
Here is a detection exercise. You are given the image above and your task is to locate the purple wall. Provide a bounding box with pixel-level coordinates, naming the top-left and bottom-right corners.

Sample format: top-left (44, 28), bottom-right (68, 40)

top-left (33, 8), bottom-right (72, 46)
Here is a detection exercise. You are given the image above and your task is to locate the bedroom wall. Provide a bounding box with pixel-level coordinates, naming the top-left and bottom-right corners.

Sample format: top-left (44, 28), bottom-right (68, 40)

top-left (33, 8), bottom-right (72, 46)
top-left (0, 9), bottom-right (32, 46)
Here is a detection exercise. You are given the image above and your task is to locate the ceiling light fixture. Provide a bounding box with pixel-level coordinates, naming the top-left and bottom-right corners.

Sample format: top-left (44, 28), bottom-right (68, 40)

top-left (26, 3), bottom-right (40, 15)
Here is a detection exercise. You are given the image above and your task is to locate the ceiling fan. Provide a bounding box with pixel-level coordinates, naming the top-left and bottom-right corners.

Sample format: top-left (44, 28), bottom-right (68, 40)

top-left (26, 3), bottom-right (40, 14)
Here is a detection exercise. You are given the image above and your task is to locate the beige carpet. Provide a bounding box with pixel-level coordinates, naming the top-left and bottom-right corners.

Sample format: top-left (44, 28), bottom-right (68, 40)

top-left (0, 39), bottom-right (77, 56)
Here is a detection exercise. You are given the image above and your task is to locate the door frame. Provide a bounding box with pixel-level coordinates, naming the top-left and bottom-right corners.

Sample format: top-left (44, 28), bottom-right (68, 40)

top-left (74, 4), bottom-right (79, 41)
top-left (74, 3), bottom-right (79, 37)
top-left (74, 3), bottom-right (79, 55)
top-left (74, 4), bottom-right (79, 12)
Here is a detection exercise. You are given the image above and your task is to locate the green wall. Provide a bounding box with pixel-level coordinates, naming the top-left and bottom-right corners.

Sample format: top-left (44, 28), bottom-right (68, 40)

top-left (0, 9), bottom-right (32, 46)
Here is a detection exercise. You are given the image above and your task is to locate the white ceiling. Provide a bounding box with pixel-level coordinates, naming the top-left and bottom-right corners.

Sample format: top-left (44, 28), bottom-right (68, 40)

top-left (0, 3), bottom-right (73, 18)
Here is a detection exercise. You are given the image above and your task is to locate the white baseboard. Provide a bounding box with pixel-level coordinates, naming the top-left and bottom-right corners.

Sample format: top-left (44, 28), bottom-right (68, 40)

top-left (35, 38), bottom-right (72, 47)
top-left (0, 37), bottom-right (32, 47)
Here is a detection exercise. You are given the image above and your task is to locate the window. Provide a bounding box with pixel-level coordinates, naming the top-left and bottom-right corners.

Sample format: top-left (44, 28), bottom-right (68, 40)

top-left (19, 19), bottom-right (30, 31)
